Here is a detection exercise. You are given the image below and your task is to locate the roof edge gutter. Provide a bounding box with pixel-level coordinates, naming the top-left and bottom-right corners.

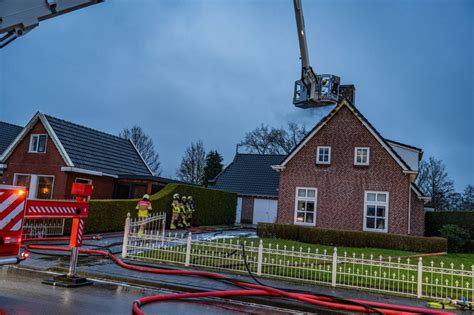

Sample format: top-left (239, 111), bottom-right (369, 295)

top-left (271, 165), bottom-right (285, 172)
top-left (61, 166), bottom-right (118, 178)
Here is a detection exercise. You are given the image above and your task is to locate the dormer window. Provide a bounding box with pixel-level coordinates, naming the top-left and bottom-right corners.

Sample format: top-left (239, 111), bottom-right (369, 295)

top-left (354, 147), bottom-right (370, 166)
top-left (29, 134), bottom-right (47, 153)
top-left (316, 146), bottom-right (331, 164)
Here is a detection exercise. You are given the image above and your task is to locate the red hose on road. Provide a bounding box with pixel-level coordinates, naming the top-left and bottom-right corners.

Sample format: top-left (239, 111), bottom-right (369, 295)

top-left (26, 245), bottom-right (453, 315)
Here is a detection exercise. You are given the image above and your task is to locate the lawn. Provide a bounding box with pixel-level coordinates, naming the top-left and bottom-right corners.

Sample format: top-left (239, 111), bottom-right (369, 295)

top-left (130, 235), bottom-right (474, 300)
top-left (238, 237), bottom-right (474, 269)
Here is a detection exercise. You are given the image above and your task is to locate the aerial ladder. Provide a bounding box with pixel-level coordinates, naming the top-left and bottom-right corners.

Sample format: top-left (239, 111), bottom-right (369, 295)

top-left (0, 0), bottom-right (103, 48)
top-left (292, 0), bottom-right (341, 108)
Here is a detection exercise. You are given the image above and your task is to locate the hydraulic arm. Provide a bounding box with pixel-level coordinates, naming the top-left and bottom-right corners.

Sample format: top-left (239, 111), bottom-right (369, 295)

top-left (292, 0), bottom-right (340, 108)
top-left (0, 0), bottom-right (103, 48)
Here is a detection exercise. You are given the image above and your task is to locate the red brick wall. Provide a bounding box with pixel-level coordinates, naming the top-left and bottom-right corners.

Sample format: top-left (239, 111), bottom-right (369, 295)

top-left (277, 105), bottom-right (413, 235)
top-left (65, 172), bottom-right (114, 200)
top-left (241, 196), bottom-right (254, 224)
top-left (2, 121), bottom-right (69, 199)
top-left (410, 190), bottom-right (425, 236)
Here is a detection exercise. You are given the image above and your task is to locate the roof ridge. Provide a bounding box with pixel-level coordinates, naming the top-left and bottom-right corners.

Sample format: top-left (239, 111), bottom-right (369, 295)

top-left (278, 100), bottom-right (413, 171)
top-left (385, 139), bottom-right (422, 152)
top-left (0, 120), bottom-right (23, 129)
top-left (237, 153), bottom-right (287, 157)
top-left (44, 114), bottom-right (128, 143)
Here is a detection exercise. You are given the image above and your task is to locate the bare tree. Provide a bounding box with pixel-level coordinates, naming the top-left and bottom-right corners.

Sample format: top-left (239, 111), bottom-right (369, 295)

top-left (239, 122), bottom-right (307, 155)
top-left (239, 124), bottom-right (281, 154)
top-left (176, 140), bottom-right (206, 185)
top-left (119, 126), bottom-right (162, 175)
top-left (278, 122), bottom-right (308, 154)
top-left (462, 184), bottom-right (474, 211)
top-left (417, 156), bottom-right (454, 211)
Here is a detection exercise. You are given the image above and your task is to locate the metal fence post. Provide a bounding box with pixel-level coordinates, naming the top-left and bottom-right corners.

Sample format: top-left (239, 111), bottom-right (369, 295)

top-left (417, 257), bottom-right (423, 298)
top-left (257, 239), bottom-right (263, 276)
top-left (185, 232), bottom-right (192, 267)
top-left (331, 247), bottom-right (338, 287)
top-left (122, 213), bottom-right (130, 258)
top-left (471, 265), bottom-right (474, 303)
top-left (161, 213), bottom-right (166, 245)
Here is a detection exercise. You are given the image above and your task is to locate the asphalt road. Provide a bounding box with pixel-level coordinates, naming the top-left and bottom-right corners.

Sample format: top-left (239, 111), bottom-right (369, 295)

top-left (0, 267), bottom-right (296, 315)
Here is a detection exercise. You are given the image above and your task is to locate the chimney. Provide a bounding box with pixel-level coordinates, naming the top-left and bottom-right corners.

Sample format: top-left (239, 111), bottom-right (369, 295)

top-left (340, 85), bottom-right (356, 105)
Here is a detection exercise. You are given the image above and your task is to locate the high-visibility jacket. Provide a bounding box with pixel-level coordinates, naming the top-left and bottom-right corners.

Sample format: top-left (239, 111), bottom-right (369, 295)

top-left (136, 200), bottom-right (152, 218)
top-left (172, 201), bottom-right (181, 213)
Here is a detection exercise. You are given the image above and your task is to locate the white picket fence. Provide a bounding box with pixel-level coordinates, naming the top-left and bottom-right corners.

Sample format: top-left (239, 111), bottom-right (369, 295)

top-left (22, 218), bottom-right (66, 239)
top-left (121, 215), bottom-right (473, 302)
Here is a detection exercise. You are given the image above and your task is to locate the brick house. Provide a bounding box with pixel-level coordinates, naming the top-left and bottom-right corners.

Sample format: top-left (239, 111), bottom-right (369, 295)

top-left (210, 153), bottom-right (285, 225)
top-left (272, 99), bottom-right (430, 235)
top-left (0, 112), bottom-right (176, 200)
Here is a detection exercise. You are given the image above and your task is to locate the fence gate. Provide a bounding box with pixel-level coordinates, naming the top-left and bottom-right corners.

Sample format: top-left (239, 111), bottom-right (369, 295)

top-left (122, 212), bottom-right (167, 257)
top-left (22, 218), bottom-right (66, 239)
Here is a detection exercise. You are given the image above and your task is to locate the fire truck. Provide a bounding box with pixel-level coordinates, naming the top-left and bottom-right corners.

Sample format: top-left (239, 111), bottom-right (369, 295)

top-left (0, 185), bottom-right (29, 266)
top-left (0, 182), bottom-right (93, 284)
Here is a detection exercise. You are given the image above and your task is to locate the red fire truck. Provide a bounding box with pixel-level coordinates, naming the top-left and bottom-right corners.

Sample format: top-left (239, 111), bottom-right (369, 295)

top-left (0, 185), bottom-right (29, 266)
top-left (0, 183), bottom-right (93, 274)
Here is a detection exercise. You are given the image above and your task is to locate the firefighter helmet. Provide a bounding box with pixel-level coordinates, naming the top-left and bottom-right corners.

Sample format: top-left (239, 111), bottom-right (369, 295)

top-left (182, 196), bottom-right (187, 202)
top-left (173, 193), bottom-right (180, 200)
top-left (143, 194), bottom-right (150, 200)
top-left (187, 196), bottom-right (193, 201)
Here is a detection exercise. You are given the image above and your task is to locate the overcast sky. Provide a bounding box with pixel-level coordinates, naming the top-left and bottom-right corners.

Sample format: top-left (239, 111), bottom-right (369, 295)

top-left (0, 0), bottom-right (472, 190)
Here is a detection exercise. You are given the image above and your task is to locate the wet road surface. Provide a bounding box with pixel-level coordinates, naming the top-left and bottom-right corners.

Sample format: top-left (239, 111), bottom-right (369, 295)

top-left (0, 268), bottom-right (298, 315)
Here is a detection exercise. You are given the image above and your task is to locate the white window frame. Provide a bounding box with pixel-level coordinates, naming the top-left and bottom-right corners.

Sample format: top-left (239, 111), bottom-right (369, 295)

top-left (294, 187), bottom-right (318, 226)
top-left (14, 173), bottom-right (55, 199)
top-left (29, 134), bottom-right (48, 153)
top-left (316, 146), bottom-right (331, 165)
top-left (354, 147), bottom-right (370, 166)
top-left (363, 191), bottom-right (389, 233)
top-left (75, 177), bottom-right (92, 184)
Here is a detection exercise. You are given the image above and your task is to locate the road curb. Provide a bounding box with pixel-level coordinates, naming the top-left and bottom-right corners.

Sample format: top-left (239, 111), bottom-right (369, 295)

top-left (11, 262), bottom-right (339, 313)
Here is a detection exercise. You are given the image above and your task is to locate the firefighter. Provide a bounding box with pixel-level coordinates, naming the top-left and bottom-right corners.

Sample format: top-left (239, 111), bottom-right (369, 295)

top-left (186, 196), bottom-right (194, 228)
top-left (135, 194), bottom-right (152, 237)
top-left (178, 196), bottom-right (188, 228)
top-left (170, 193), bottom-right (181, 230)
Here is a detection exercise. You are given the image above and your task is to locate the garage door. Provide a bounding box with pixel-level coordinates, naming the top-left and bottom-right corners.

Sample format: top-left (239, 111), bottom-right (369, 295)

top-left (252, 198), bottom-right (278, 224)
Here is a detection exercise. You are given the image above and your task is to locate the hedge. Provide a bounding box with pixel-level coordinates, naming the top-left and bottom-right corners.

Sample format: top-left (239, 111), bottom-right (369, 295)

top-left (257, 223), bottom-right (447, 253)
top-left (425, 211), bottom-right (474, 238)
top-left (81, 184), bottom-right (236, 234)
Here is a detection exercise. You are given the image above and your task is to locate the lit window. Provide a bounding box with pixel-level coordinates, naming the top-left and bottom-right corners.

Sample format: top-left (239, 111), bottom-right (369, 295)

top-left (29, 134), bottom-right (48, 153)
top-left (354, 147), bottom-right (370, 165)
top-left (316, 146), bottom-right (331, 164)
top-left (36, 176), bottom-right (54, 199)
top-left (14, 174), bottom-right (54, 199)
top-left (294, 187), bottom-right (317, 225)
top-left (364, 191), bottom-right (388, 232)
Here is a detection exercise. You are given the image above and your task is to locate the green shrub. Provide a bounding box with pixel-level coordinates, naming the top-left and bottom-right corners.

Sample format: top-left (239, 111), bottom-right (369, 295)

top-left (83, 184), bottom-right (236, 234)
top-left (425, 212), bottom-right (474, 238)
top-left (257, 223), bottom-right (447, 253)
top-left (439, 224), bottom-right (470, 253)
top-left (464, 240), bottom-right (474, 253)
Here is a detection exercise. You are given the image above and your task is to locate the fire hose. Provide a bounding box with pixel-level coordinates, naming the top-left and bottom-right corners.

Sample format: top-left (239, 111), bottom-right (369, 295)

top-left (23, 244), bottom-right (453, 315)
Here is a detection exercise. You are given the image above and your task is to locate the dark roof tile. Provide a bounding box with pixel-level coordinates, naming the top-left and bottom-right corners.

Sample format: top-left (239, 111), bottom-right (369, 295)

top-left (0, 121), bottom-right (22, 156)
top-left (45, 115), bottom-right (152, 176)
top-left (211, 154), bottom-right (284, 197)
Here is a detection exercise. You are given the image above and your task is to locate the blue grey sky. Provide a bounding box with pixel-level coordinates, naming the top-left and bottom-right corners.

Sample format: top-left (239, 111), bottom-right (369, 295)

top-left (1, 0), bottom-right (472, 190)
